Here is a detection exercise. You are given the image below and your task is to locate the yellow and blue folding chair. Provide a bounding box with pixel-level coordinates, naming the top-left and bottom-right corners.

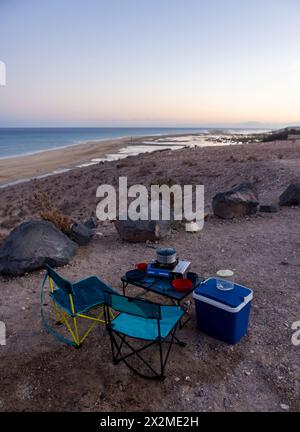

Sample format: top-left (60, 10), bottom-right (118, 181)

top-left (41, 264), bottom-right (115, 347)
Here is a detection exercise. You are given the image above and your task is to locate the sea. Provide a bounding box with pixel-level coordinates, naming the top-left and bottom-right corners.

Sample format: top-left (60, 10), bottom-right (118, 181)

top-left (0, 127), bottom-right (267, 159)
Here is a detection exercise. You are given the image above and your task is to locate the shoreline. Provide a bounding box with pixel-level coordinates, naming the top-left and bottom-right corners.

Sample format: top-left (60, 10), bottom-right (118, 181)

top-left (0, 132), bottom-right (206, 188)
top-left (0, 135), bottom-right (132, 187)
top-left (0, 127), bottom-right (271, 161)
top-left (0, 130), bottom-right (195, 161)
top-left (0, 130), bottom-right (269, 188)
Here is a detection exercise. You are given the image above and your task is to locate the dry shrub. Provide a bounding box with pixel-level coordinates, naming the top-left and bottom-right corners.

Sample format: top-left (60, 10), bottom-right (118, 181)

top-left (33, 191), bottom-right (72, 234)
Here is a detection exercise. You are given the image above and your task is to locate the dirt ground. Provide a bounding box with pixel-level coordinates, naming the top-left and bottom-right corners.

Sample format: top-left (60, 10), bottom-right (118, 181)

top-left (0, 139), bottom-right (299, 412)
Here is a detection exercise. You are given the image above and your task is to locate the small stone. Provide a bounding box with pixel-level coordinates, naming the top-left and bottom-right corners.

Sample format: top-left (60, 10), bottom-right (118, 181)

top-left (69, 222), bottom-right (94, 245)
top-left (244, 370), bottom-right (251, 376)
top-left (185, 376), bottom-right (191, 382)
top-left (280, 403), bottom-right (289, 411)
top-left (21, 306), bottom-right (26, 311)
top-left (223, 397), bottom-right (232, 408)
top-left (185, 222), bottom-right (201, 233)
top-left (175, 377), bottom-right (180, 382)
top-left (83, 217), bottom-right (98, 229)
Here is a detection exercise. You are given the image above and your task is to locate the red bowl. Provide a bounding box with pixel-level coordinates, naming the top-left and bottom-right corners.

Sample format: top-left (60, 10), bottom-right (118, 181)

top-left (135, 262), bottom-right (148, 272)
top-left (172, 278), bottom-right (193, 292)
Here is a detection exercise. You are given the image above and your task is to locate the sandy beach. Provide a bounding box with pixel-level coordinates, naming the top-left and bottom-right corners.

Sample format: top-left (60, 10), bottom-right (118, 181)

top-left (0, 133), bottom-right (202, 187)
top-left (0, 131), bottom-right (258, 187)
top-left (0, 136), bottom-right (131, 186)
top-left (0, 136), bottom-right (299, 411)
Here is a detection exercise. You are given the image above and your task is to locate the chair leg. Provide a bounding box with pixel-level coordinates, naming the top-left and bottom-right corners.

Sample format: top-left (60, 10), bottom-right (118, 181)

top-left (52, 301), bottom-right (64, 325)
top-left (110, 330), bottom-right (119, 364)
top-left (158, 340), bottom-right (165, 380)
top-left (109, 330), bottom-right (126, 364)
top-left (108, 330), bottom-right (169, 380)
top-left (174, 335), bottom-right (186, 347)
top-left (52, 304), bottom-right (109, 347)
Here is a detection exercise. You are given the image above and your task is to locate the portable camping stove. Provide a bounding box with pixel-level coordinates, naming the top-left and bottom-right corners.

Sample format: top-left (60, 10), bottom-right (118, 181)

top-left (146, 248), bottom-right (191, 279)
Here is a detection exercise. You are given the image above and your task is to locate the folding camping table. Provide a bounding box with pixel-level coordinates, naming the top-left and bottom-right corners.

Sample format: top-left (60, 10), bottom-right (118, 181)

top-left (121, 273), bottom-right (204, 327)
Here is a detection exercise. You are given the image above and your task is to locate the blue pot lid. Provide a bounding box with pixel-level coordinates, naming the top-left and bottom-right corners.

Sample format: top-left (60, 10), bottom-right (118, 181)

top-left (194, 278), bottom-right (252, 308)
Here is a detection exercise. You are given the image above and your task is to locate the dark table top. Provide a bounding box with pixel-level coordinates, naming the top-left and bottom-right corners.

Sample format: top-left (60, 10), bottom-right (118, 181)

top-left (121, 273), bottom-right (204, 302)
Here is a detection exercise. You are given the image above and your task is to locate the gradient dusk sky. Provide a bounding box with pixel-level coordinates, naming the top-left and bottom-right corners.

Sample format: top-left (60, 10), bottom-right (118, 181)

top-left (0, 0), bottom-right (299, 127)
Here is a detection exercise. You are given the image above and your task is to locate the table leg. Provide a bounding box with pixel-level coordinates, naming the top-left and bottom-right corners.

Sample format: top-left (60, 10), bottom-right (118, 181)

top-left (179, 299), bottom-right (192, 329)
top-left (122, 281), bottom-right (128, 296)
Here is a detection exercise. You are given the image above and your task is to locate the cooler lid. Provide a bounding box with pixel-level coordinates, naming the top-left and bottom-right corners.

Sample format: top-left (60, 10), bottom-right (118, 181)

top-left (194, 278), bottom-right (252, 309)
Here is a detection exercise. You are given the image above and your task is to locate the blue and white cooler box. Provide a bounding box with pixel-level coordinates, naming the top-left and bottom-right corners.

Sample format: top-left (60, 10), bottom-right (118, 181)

top-left (193, 278), bottom-right (253, 344)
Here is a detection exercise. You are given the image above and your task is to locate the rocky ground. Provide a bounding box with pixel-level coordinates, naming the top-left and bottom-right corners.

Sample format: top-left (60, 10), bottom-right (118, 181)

top-left (0, 139), bottom-right (299, 412)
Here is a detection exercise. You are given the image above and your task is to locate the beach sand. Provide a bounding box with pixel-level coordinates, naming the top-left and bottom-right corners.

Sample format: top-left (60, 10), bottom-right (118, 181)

top-left (0, 131), bottom-right (242, 187)
top-left (0, 137), bottom-right (299, 412)
top-left (0, 136), bottom-right (131, 186)
top-left (0, 133), bottom-right (205, 187)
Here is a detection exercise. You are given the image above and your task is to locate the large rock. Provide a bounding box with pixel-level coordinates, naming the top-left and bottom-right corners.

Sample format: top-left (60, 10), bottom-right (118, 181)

top-left (279, 183), bottom-right (300, 206)
top-left (212, 182), bottom-right (259, 219)
top-left (259, 204), bottom-right (278, 213)
top-left (0, 220), bottom-right (78, 276)
top-left (115, 219), bottom-right (171, 243)
top-left (69, 222), bottom-right (94, 245)
top-left (114, 199), bottom-right (172, 242)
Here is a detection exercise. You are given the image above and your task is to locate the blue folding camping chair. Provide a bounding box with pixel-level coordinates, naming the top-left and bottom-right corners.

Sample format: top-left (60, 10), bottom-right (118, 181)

top-left (41, 265), bottom-right (116, 347)
top-left (104, 292), bottom-right (186, 380)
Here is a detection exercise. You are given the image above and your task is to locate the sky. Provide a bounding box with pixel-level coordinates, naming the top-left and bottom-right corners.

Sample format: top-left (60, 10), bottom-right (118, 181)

top-left (0, 0), bottom-right (300, 128)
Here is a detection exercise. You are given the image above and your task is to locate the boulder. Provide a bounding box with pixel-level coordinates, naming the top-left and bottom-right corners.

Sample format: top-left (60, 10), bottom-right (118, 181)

top-left (83, 217), bottom-right (98, 230)
top-left (114, 199), bottom-right (172, 242)
top-left (259, 204), bottom-right (278, 213)
top-left (279, 183), bottom-right (300, 206)
top-left (212, 182), bottom-right (259, 219)
top-left (114, 219), bottom-right (171, 243)
top-left (0, 220), bottom-right (77, 276)
top-left (69, 222), bottom-right (94, 245)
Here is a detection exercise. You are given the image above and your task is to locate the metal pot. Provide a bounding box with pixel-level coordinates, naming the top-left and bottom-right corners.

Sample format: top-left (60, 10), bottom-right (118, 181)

top-left (156, 248), bottom-right (177, 265)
